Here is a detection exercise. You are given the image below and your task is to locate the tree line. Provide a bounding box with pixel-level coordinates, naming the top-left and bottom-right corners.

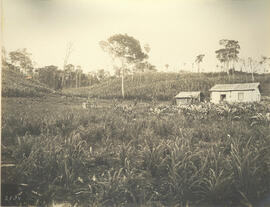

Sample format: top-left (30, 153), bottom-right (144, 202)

top-left (2, 47), bottom-right (122, 90)
top-left (2, 34), bottom-right (270, 93)
top-left (1, 34), bottom-right (157, 91)
top-left (195, 39), bottom-right (270, 75)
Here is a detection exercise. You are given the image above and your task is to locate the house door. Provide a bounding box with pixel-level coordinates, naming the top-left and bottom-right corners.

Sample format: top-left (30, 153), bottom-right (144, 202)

top-left (220, 94), bottom-right (226, 102)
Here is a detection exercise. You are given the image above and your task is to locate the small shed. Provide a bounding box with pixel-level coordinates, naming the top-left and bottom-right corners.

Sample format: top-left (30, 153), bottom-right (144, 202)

top-left (175, 91), bottom-right (203, 105)
top-left (209, 82), bottom-right (261, 103)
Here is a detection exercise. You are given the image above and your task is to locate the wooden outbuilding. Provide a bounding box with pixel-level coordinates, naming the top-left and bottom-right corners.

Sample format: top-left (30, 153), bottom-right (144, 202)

top-left (175, 91), bottom-right (203, 105)
top-left (209, 82), bottom-right (261, 103)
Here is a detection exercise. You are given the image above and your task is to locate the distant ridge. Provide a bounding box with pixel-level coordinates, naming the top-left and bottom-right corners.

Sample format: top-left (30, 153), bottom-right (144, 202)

top-left (62, 72), bottom-right (270, 101)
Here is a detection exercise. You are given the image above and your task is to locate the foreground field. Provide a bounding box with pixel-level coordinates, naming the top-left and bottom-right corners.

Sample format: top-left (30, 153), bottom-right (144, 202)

top-left (1, 95), bottom-right (270, 206)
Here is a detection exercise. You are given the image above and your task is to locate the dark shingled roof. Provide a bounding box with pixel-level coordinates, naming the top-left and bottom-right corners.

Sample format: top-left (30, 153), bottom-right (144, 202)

top-left (175, 91), bottom-right (201, 99)
top-left (209, 82), bottom-right (260, 92)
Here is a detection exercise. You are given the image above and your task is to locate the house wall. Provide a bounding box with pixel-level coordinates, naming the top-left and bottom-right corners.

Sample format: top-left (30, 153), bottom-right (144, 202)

top-left (176, 98), bottom-right (200, 105)
top-left (211, 89), bottom-right (261, 103)
top-left (176, 98), bottom-right (189, 105)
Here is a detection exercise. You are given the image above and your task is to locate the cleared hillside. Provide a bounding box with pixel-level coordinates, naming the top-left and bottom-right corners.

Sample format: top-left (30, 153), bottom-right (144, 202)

top-left (63, 72), bottom-right (270, 101)
top-left (1, 68), bottom-right (54, 97)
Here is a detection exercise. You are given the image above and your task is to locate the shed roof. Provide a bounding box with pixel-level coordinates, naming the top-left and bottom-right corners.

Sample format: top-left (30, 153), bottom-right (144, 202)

top-left (209, 82), bottom-right (260, 92)
top-left (175, 91), bottom-right (201, 99)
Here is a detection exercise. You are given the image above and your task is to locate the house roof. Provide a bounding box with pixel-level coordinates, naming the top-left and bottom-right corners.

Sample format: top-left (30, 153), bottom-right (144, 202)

top-left (209, 82), bottom-right (260, 92)
top-left (175, 91), bottom-right (201, 99)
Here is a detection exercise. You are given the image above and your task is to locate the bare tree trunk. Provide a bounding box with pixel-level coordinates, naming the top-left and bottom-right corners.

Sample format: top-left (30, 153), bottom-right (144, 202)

top-left (62, 42), bottom-right (74, 89)
top-left (76, 72), bottom-right (78, 88)
top-left (79, 73), bottom-right (81, 87)
top-left (121, 60), bottom-right (125, 99)
top-left (122, 69), bottom-right (125, 99)
top-left (249, 59), bottom-right (255, 82)
top-left (232, 59), bottom-right (235, 80)
top-left (61, 74), bottom-right (65, 89)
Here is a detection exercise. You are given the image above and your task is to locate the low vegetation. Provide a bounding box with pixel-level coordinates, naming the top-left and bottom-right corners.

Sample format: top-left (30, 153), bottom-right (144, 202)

top-left (63, 72), bottom-right (270, 101)
top-left (2, 96), bottom-right (270, 206)
top-left (1, 68), bottom-right (54, 97)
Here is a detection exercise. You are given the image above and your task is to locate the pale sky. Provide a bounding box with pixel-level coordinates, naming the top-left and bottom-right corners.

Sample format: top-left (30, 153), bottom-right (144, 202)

top-left (2, 0), bottom-right (270, 73)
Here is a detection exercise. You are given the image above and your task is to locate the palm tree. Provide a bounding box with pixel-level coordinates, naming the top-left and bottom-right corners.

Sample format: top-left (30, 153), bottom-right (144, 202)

top-left (195, 54), bottom-right (205, 73)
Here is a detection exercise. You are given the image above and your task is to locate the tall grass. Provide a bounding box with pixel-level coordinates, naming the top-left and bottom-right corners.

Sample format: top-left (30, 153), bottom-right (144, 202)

top-left (2, 100), bottom-right (270, 206)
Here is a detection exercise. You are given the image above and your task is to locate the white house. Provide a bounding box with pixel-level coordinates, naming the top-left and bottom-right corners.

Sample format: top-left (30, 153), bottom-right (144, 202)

top-left (209, 82), bottom-right (261, 103)
top-left (175, 91), bottom-right (203, 105)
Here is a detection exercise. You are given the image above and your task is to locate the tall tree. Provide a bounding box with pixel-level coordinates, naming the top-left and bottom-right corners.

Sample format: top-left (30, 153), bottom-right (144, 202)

top-left (248, 57), bottom-right (258, 82)
top-left (134, 44), bottom-right (156, 82)
top-left (195, 54), bottom-right (205, 73)
top-left (100, 33), bottom-right (148, 99)
top-left (248, 56), bottom-right (270, 82)
top-left (61, 64), bottom-right (75, 88)
top-left (96, 69), bottom-right (110, 81)
top-left (9, 48), bottom-right (33, 75)
top-left (142, 43), bottom-right (151, 72)
top-left (215, 39), bottom-right (240, 74)
top-left (75, 65), bottom-right (83, 88)
top-left (136, 61), bottom-right (156, 72)
top-left (259, 56), bottom-right (270, 73)
top-left (62, 42), bottom-right (74, 88)
top-left (215, 48), bottom-right (228, 73)
top-left (37, 65), bottom-right (60, 89)
top-left (226, 40), bottom-right (240, 70)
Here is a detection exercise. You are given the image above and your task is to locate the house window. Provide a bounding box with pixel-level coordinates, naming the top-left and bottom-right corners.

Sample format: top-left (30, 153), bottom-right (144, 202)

top-left (238, 92), bottom-right (244, 100)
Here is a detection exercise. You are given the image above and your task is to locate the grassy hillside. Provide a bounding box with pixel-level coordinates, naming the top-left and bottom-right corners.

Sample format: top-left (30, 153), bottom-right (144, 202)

top-left (63, 72), bottom-right (270, 101)
top-left (1, 68), bottom-right (54, 97)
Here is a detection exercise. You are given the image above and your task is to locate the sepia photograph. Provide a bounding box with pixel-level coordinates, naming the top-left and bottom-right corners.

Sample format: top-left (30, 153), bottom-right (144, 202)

top-left (1, 0), bottom-right (270, 206)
